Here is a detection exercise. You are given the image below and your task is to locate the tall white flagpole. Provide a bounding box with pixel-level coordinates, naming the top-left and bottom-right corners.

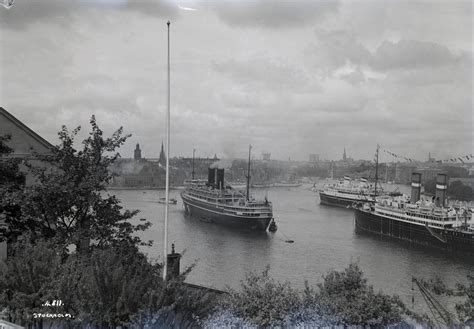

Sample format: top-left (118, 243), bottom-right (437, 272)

top-left (163, 20), bottom-right (171, 281)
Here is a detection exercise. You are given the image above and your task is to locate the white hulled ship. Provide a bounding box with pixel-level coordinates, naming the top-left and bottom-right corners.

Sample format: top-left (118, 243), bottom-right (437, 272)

top-left (319, 146), bottom-right (401, 208)
top-left (319, 176), bottom-right (381, 207)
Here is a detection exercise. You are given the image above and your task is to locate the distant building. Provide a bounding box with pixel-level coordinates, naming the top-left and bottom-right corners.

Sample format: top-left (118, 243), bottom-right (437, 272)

top-left (262, 152), bottom-right (271, 161)
top-left (341, 147), bottom-right (353, 163)
top-left (309, 154), bottom-right (319, 162)
top-left (158, 141), bottom-right (166, 166)
top-left (134, 143), bottom-right (142, 161)
top-left (394, 162), bottom-right (441, 184)
top-left (428, 152), bottom-right (435, 162)
top-left (0, 107), bottom-right (54, 261)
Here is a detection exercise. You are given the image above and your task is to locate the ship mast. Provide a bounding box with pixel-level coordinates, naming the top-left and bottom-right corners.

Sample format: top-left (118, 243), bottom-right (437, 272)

top-left (246, 145), bottom-right (252, 201)
top-left (374, 144), bottom-right (379, 196)
top-left (163, 20), bottom-right (171, 281)
top-left (192, 148), bottom-right (195, 180)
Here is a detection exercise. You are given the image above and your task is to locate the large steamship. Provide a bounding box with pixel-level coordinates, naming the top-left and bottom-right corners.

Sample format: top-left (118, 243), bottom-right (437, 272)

top-left (354, 173), bottom-right (474, 254)
top-left (319, 176), bottom-right (380, 208)
top-left (319, 146), bottom-right (401, 208)
top-left (180, 148), bottom-right (275, 231)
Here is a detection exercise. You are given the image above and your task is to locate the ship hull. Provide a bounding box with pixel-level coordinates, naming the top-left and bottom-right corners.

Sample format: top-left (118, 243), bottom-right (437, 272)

top-left (354, 208), bottom-right (474, 255)
top-left (181, 193), bottom-right (272, 231)
top-left (319, 192), bottom-right (373, 208)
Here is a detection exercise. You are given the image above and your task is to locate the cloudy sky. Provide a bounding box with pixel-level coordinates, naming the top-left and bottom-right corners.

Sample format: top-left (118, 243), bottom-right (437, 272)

top-left (0, 0), bottom-right (472, 161)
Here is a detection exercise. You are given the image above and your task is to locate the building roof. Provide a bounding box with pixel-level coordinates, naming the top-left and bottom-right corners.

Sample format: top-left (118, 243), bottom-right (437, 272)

top-left (0, 107), bottom-right (54, 152)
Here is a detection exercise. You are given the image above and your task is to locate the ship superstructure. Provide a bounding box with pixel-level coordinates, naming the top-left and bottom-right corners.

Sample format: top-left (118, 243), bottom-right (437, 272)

top-left (181, 167), bottom-right (274, 231)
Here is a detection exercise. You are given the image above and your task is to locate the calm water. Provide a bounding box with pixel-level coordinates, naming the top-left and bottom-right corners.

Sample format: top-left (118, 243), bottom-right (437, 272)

top-left (110, 183), bottom-right (473, 315)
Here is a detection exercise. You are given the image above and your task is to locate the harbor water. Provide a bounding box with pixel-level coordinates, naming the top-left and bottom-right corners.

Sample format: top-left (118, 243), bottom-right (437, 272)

top-left (110, 183), bottom-right (473, 315)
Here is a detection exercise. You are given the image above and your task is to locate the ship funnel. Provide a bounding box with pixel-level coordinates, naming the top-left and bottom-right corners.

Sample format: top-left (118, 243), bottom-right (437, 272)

top-left (208, 168), bottom-right (216, 186)
top-left (216, 168), bottom-right (225, 189)
top-left (435, 173), bottom-right (448, 207)
top-left (410, 172), bottom-right (421, 203)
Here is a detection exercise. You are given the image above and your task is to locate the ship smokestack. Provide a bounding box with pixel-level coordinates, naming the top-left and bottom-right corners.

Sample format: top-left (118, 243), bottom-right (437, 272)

top-left (435, 173), bottom-right (448, 207)
top-left (411, 172), bottom-right (421, 203)
top-left (208, 168), bottom-right (216, 186)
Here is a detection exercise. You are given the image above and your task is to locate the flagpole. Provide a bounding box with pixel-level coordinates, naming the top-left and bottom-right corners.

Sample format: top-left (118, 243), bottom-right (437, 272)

top-left (163, 20), bottom-right (171, 281)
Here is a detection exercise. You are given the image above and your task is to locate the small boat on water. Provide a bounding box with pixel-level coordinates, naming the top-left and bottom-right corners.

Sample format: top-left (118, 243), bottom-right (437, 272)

top-left (272, 182), bottom-right (302, 188)
top-left (158, 197), bottom-right (177, 204)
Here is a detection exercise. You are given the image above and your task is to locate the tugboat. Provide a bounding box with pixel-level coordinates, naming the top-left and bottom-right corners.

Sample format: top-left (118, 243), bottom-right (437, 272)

top-left (158, 197), bottom-right (177, 204)
top-left (180, 146), bottom-right (276, 231)
top-left (354, 172), bottom-right (474, 255)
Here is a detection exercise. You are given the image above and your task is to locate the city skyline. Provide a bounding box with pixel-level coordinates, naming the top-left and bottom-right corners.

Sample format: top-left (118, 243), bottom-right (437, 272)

top-left (1, 0), bottom-right (472, 161)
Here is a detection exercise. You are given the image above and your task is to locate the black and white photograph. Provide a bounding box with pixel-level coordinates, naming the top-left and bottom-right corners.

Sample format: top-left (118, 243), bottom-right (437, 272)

top-left (0, 0), bottom-right (473, 328)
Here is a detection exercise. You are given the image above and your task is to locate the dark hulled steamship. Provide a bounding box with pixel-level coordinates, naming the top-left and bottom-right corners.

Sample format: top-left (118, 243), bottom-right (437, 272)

top-left (180, 148), bottom-right (275, 231)
top-left (355, 173), bottom-right (474, 254)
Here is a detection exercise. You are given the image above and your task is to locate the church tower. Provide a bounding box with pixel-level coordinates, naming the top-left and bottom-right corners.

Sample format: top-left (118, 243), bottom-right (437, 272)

top-left (343, 147), bottom-right (347, 161)
top-left (134, 143), bottom-right (142, 161)
top-left (159, 141), bottom-right (166, 166)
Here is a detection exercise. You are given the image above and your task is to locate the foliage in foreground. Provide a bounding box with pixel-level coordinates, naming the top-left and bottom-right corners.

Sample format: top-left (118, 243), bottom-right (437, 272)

top-left (1, 116), bottom-right (151, 254)
top-left (0, 239), bottom-right (215, 328)
top-left (418, 274), bottom-right (474, 325)
top-left (204, 263), bottom-right (415, 328)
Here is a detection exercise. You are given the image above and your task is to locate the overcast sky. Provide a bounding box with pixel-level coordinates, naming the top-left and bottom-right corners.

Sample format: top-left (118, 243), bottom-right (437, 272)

top-left (0, 0), bottom-right (472, 161)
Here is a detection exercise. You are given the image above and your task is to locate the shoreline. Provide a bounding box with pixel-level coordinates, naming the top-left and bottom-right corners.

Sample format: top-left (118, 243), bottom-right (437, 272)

top-left (107, 186), bottom-right (185, 190)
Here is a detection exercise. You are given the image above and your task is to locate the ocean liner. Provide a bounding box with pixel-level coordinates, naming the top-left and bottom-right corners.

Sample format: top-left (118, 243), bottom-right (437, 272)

top-left (319, 146), bottom-right (400, 208)
top-left (354, 172), bottom-right (474, 254)
top-left (319, 176), bottom-right (380, 207)
top-left (180, 147), bottom-right (275, 231)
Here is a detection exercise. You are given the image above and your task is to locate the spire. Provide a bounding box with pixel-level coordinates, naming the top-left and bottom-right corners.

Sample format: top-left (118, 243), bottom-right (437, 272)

top-left (159, 140), bottom-right (166, 166)
top-left (343, 147), bottom-right (347, 161)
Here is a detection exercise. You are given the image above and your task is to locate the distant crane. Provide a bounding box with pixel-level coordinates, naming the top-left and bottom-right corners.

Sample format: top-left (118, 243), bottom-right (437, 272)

top-left (412, 276), bottom-right (454, 328)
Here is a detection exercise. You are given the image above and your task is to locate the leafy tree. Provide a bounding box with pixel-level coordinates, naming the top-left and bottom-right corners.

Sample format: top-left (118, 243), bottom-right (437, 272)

top-left (1, 239), bottom-right (215, 328)
top-left (304, 263), bottom-right (412, 326)
top-left (206, 263), bottom-right (416, 328)
top-left (448, 180), bottom-right (473, 201)
top-left (444, 166), bottom-right (469, 178)
top-left (0, 239), bottom-right (61, 328)
top-left (424, 179), bottom-right (473, 201)
top-left (210, 266), bottom-right (300, 328)
top-left (1, 116), bottom-right (150, 253)
top-left (0, 135), bottom-right (25, 245)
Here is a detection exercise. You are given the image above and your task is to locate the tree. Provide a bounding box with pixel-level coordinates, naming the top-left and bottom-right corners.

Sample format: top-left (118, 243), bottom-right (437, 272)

top-left (304, 262), bottom-right (412, 326)
top-left (204, 263), bottom-right (415, 328)
top-left (209, 266), bottom-right (300, 328)
top-left (0, 135), bottom-right (25, 244)
top-left (1, 239), bottom-right (215, 329)
top-left (448, 180), bottom-right (473, 201)
top-left (1, 116), bottom-right (151, 253)
top-left (0, 239), bottom-right (61, 328)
